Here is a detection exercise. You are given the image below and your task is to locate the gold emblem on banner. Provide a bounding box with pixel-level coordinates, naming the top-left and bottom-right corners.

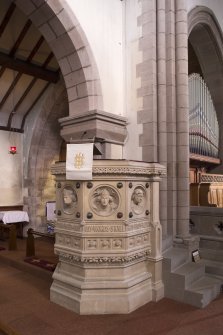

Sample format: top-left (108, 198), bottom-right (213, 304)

top-left (74, 152), bottom-right (85, 169)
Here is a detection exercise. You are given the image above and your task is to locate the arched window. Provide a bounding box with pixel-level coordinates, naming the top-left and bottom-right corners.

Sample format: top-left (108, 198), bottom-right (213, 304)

top-left (189, 73), bottom-right (219, 159)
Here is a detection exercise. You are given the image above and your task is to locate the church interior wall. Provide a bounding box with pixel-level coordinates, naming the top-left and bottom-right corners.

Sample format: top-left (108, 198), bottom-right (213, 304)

top-left (0, 131), bottom-right (23, 205)
top-left (66, 0), bottom-right (124, 118)
top-left (123, 0), bottom-right (143, 161)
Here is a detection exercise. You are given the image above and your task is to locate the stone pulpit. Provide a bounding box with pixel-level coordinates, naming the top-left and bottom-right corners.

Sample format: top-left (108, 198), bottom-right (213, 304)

top-left (50, 160), bottom-right (165, 314)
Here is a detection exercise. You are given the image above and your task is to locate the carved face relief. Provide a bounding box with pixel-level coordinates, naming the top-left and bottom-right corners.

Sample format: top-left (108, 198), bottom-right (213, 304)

top-left (90, 186), bottom-right (119, 217)
top-left (131, 187), bottom-right (146, 214)
top-left (62, 186), bottom-right (77, 214)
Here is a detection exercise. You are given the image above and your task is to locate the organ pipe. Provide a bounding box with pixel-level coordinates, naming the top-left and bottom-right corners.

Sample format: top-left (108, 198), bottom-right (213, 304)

top-left (189, 73), bottom-right (219, 158)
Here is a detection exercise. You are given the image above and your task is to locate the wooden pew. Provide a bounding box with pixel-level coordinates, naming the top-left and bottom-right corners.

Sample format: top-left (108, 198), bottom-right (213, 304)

top-left (26, 228), bottom-right (55, 257)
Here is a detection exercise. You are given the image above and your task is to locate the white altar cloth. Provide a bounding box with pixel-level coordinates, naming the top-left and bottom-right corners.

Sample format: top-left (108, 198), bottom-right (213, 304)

top-left (0, 211), bottom-right (29, 224)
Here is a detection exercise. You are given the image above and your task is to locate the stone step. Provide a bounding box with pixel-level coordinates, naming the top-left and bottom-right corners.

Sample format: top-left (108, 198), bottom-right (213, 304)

top-left (163, 247), bottom-right (188, 272)
top-left (184, 275), bottom-right (222, 308)
top-left (173, 262), bottom-right (205, 289)
top-left (200, 258), bottom-right (223, 278)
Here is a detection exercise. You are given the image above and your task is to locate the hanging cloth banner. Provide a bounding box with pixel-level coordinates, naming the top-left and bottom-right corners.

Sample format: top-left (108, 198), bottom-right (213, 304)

top-left (66, 143), bottom-right (94, 180)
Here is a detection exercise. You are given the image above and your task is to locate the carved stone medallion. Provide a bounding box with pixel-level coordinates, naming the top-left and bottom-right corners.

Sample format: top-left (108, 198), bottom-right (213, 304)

top-left (62, 185), bottom-right (77, 214)
top-left (131, 186), bottom-right (146, 215)
top-left (90, 186), bottom-right (119, 217)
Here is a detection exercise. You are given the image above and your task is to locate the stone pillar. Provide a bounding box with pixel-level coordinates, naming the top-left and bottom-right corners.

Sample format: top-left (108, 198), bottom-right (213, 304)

top-left (175, 0), bottom-right (190, 238)
top-left (157, 0), bottom-right (168, 238)
top-left (166, 0), bottom-right (177, 239)
top-left (50, 160), bottom-right (166, 314)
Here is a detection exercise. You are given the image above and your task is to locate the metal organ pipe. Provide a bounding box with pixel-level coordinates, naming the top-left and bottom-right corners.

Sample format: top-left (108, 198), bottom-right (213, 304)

top-left (189, 73), bottom-right (219, 158)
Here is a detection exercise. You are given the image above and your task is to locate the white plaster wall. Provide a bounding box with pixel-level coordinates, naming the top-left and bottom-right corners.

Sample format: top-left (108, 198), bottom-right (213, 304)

top-left (0, 131), bottom-right (23, 205)
top-left (123, 0), bottom-right (142, 161)
top-left (67, 0), bottom-right (124, 117)
top-left (187, 0), bottom-right (223, 30)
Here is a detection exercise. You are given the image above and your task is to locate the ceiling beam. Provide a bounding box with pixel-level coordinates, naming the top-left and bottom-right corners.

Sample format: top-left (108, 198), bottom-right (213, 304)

top-left (1, 36), bottom-right (45, 112)
top-left (0, 20), bottom-right (32, 78)
top-left (0, 3), bottom-right (16, 37)
top-left (0, 52), bottom-right (59, 83)
top-left (6, 51), bottom-right (54, 118)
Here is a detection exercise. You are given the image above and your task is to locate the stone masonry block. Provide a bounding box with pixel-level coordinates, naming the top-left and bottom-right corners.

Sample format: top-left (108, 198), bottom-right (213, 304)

top-left (142, 145), bottom-right (158, 162)
top-left (175, 9), bottom-right (187, 22)
top-left (177, 178), bottom-right (190, 191)
top-left (67, 52), bottom-right (82, 72)
top-left (177, 190), bottom-right (190, 208)
top-left (77, 81), bottom-right (100, 98)
top-left (64, 69), bottom-right (85, 89)
top-left (38, 23), bottom-right (56, 42)
top-left (137, 84), bottom-right (156, 97)
top-left (142, 21), bottom-right (156, 35)
top-left (77, 47), bottom-right (92, 68)
top-left (177, 163), bottom-right (189, 178)
top-left (176, 133), bottom-right (188, 147)
top-left (58, 57), bottom-right (72, 76)
top-left (29, 4), bottom-right (54, 27)
top-left (139, 35), bottom-right (156, 51)
top-left (140, 122), bottom-right (157, 145)
top-left (137, 12), bottom-right (153, 26)
top-left (49, 34), bottom-right (75, 60)
top-left (143, 94), bottom-right (157, 109)
top-left (137, 109), bottom-right (157, 124)
top-left (83, 65), bottom-right (100, 81)
top-left (68, 25), bottom-right (89, 51)
top-left (176, 121), bottom-right (189, 133)
top-left (49, 15), bottom-right (66, 37)
top-left (175, 21), bottom-right (187, 34)
top-left (47, 0), bottom-right (64, 15)
top-left (57, 8), bottom-right (78, 31)
top-left (67, 86), bottom-right (78, 102)
top-left (176, 47), bottom-right (188, 60)
top-left (69, 96), bottom-right (86, 115)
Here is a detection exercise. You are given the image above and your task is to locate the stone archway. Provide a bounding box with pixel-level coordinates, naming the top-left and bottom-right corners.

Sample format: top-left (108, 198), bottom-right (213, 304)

top-left (14, 0), bottom-right (103, 116)
top-left (12, 0), bottom-right (104, 230)
top-left (188, 6), bottom-right (223, 168)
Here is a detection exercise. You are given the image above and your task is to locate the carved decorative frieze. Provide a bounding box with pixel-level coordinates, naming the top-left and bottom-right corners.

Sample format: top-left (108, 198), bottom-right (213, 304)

top-left (51, 161), bottom-right (166, 177)
top-left (200, 174), bottom-right (223, 183)
top-left (56, 234), bottom-right (81, 249)
top-left (58, 249), bottom-right (151, 264)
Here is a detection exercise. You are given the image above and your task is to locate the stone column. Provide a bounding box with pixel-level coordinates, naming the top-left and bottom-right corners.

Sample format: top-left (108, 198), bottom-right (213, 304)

top-left (50, 160), bottom-right (165, 314)
top-left (175, 0), bottom-right (190, 238)
top-left (157, 0), bottom-right (168, 238)
top-left (166, 0), bottom-right (177, 239)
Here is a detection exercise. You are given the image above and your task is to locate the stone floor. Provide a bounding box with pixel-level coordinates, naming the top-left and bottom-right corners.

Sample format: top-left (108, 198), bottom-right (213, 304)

top-left (0, 237), bottom-right (223, 335)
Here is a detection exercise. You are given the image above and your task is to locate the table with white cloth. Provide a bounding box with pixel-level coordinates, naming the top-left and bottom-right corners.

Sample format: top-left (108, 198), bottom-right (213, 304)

top-left (0, 211), bottom-right (29, 238)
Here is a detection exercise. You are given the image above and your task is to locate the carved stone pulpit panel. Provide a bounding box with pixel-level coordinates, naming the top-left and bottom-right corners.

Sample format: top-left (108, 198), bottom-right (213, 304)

top-left (50, 160), bottom-right (166, 314)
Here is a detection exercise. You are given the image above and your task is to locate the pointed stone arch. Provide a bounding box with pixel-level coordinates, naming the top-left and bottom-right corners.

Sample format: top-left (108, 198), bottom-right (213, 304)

top-left (15, 0), bottom-right (103, 115)
top-left (11, 0), bottom-right (103, 229)
top-left (188, 6), bottom-right (223, 167)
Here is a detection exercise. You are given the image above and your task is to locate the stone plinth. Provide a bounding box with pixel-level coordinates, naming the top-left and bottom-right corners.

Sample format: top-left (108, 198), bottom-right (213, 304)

top-left (50, 160), bottom-right (166, 314)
